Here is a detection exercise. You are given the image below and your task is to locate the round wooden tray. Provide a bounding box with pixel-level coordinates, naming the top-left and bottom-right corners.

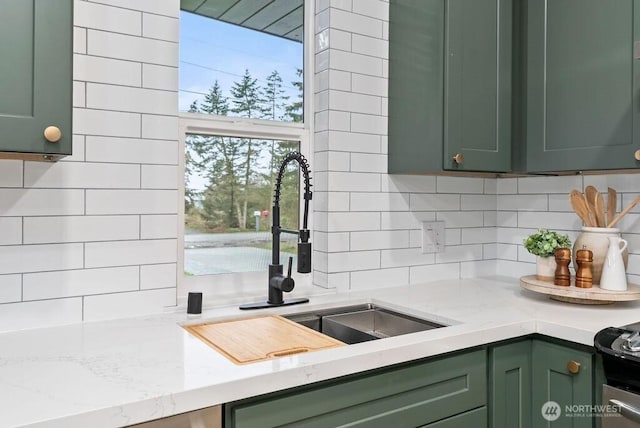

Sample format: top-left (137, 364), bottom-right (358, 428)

top-left (520, 275), bottom-right (640, 304)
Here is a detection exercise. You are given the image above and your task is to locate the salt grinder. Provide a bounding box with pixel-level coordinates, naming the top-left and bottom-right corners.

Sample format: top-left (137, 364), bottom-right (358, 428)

top-left (554, 248), bottom-right (571, 286)
top-left (575, 246), bottom-right (593, 288)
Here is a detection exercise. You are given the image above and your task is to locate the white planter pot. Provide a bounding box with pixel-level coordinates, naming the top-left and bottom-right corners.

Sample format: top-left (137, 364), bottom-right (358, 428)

top-left (536, 256), bottom-right (556, 281)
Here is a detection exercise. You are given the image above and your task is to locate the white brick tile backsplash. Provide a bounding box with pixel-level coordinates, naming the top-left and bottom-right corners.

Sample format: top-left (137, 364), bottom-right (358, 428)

top-left (329, 70), bottom-right (352, 91)
top-left (350, 192), bottom-right (409, 212)
top-left (461, 194), bottom-right (496, 211)
top-left (517, 176), bottom-right (583, 194)
top-left (382, 175), bottom-right (436, 193)
top-left (435, 244), bottom-right (484, 263)
top-left (410, 193), bottom-right (460, 211)
top-left (330, 0), bottom-right (353, 11)
top-left (141, 165), bottom-right (178, 189)
top-left (73, 81), bottom-right (86, 107)
top-left (328, 212), bottom-right (380, 231)
top-left (351, 153), bottom-right (387, 173)
top-left (330, 8), bottom-right (382, 38)
top-left (143, 115), bottom-right (179, 140)
top-left (142, 12), bottom-right (178, 42)
top-left (328, 111), bottom-right (351, 131)
top-left (497, 211), bottom-right (518, 227)
top-left (328, 28), bottom-right (352, 51)
top-left (73, 108), bottom-right (140, 137)
top-left (0, 189), bottom-right (84, 216)
top-left (352, 73), bottom-right (387, 97)
top-left (496, 243), bottom-right (518, 260)
top-left (547, 194), bottom-right (574, 212)
top-left (0, 244), bottom-right (84, 275)
top-left (350, 230), bottom-right (409, 250)
top-left (327, 130), bottom-right (381, 153)
top-left (87, 29), bottom-right (178, 66)
top-left (0, 298), bottom-right (83, 333)
top-left (316, 8), bottom-right (330, 33)
top-left (328, 232), bottom-right (351, 252)
top-left (85, 239), bottom-right (177, 268)
top-left (350, 267), bottom-right (408, 290)
top-left (0, 160), bottom-right (23, 187)
top-left (352, 0), bottom-right (389, 20)
top-left (381, 211), bottom-right (435, 230)
top-left (140, 215), bottom-right (178, 239)
top-left (23, 266), bottom-right (139, 300)
top-left (0, 218), bottom-right (21, 245)
top-left (328, 172), bottom-right (380, 192)
top-left (410, 263), bottom-right (460, 284)
top-left (24, 162), bottom-right (140, 189)
top-left (461, 260), bottom-right (496, 278)
top-left (87, 83), bottom-right (178, 115)
top-left (88, 0), bottom-right (179, 17)
top-left (86, 190), bottom-right (178, 214)
top-left (351, 34), bottom-right (388, 59)
top-left (140, 263), bottom-right (177, 289)
top-left (328, 250), bottom-right (380, 272)
top-left (461, 227), bottom-right (496, 245)
top-left (330, 50), bottom-right (382, 76)
top-left (75, 1), bottom-right (141, 36)
top-left (496, 177), bottom-right (517, 194)
top-left (381, 248), bottom-right (435, 268)
top-left (65, 135), bottom-right (87, 163)
top-left (436, 176), bottom-right (484, 194)
top-left (517, 211), bottom-right (580, 231)
top-left (83, 287), bottom-right (176, 322)
top-left (74, 54), bottom-right (141, 86)
top-left (85, 137), bottom-right (178, 164)
top-left (74, 27), bottom-right (87, 54)
top-left (351, 113), bottom-right (387, 134)
top-left (142, 64), bottom-right (178, 91)
top-left (497, 194), bottom-right (547, 211)
top-left (24, 215), bottom-right (139, 244)
top-left (0, 275), bottom-right (21, 304)
top-left (329, 90), bottom-right (381, 115)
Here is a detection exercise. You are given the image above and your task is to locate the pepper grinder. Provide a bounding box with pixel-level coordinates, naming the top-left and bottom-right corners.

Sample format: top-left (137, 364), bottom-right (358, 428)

top-left (575, 246), bottom-right (593, 288)
top-left (554, 248), bottom-right (571, 286)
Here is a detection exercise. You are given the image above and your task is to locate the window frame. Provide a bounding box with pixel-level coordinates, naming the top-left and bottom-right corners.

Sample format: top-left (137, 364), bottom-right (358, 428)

top-left (177, 0), bottom-right (315, 302)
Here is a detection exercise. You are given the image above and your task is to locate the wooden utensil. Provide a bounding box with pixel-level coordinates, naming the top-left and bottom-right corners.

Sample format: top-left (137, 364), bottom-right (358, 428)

top-left (607, 187), bottom-right (617, 226)
top-left (608, 194), bottom-right (640, 228)
top-left (569, 190), bottom-right (593, 226)
top-left (584, 185), bottom-right (598, 225)
top-left (594, 192), bottom-right (605, 227)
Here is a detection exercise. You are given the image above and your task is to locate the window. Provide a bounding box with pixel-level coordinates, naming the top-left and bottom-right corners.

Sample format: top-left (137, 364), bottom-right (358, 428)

top-left (178, 1), bottom-right (312, 296)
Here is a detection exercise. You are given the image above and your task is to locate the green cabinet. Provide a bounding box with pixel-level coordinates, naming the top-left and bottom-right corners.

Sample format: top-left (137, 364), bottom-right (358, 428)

top-left (490, 339), bottom-right (595, 428)
top-left (524, 0), bottom-right (640, 172)
top-left (531, 340), bottom-right (593, 428)
top-left (0, 0), bottom-right (73, 160)
top-left (490, 340), bottom-right (532, 428)
top-left (225, 350), bottom-right (487, 428)
top-left (388, 0), bottom-right (512, 174)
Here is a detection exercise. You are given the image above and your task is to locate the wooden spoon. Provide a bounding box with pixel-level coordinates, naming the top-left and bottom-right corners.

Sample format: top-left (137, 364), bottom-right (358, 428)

top-left (594, 192), bottom-right (605, 227)
top-left (608, 194), bottom-right (640, 228)
top-left (607, 187), bottom-right (617, 226)
top-left (569, 190), bottom-right (593, 226)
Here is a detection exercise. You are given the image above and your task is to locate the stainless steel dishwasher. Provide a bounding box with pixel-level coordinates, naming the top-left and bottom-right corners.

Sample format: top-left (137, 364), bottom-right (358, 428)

top-left (128, 405), bottom-right (221, 428)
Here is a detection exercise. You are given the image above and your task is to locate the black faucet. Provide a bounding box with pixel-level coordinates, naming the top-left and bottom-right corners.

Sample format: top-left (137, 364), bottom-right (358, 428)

top-left (240, 151), bottom-right (312, 310)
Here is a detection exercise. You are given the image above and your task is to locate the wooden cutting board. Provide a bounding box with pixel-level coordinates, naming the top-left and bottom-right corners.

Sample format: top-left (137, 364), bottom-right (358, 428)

top-left (184, 315), bottom-right (345, 364)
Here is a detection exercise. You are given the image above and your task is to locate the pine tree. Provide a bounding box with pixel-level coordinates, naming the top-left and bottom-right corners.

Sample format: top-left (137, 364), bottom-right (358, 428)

top-left (285, 68), bottom-right (303, 123)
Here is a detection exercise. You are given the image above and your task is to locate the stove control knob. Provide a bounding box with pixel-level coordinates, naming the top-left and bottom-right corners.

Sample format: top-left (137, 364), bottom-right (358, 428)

top-left (567, 360), bottom-right (581, 374)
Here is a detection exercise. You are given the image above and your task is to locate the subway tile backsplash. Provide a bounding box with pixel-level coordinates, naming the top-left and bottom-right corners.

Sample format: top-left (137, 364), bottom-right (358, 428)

top-left (2, 0), bottom-right (640, 331)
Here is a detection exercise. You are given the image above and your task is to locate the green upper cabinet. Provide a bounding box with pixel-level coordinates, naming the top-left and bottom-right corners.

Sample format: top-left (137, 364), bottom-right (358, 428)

top-left (444, 0), bottom-right (512, 172)
top-left (525, 0), bottom-right (640, 172)
top-left (388, 0), bottom-right (512, 174)
top-left (0, 0), bottom-right (73, 160)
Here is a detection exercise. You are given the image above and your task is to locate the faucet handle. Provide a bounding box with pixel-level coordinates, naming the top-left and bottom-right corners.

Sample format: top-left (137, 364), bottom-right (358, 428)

top-left (287, 256), bottom-right (293, 278)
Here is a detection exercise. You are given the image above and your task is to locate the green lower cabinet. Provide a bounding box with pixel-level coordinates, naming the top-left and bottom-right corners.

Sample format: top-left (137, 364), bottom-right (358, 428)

top-left (531, 340), bottom-right (594, 428)
top-left (420, 406), bottom-right (487, 428)
top-left (490, 340), bottom-right (532, 428)
top-left (225, 350), bottom-right (487, 428)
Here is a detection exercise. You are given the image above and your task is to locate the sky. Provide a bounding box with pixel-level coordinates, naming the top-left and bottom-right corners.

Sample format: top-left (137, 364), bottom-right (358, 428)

top-left (179, 11), bottom-right (303, 114)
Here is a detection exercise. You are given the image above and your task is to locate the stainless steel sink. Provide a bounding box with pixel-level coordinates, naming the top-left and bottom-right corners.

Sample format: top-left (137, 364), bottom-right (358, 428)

top-left (283, 304), bottom-right (445, 344)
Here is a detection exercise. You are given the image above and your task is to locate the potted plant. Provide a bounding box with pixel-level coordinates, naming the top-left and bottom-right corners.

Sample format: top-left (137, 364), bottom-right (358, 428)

top-left (523, 229), bottom-right (572, 281)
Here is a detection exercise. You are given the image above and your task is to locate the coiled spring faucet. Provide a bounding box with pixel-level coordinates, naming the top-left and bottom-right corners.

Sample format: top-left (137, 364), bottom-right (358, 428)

top-left (240, 152), bottom-right (312, 309)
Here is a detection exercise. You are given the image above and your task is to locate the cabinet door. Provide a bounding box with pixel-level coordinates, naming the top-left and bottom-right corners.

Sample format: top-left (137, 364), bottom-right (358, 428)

top-left (420, 406), bottom-right (487, 428)
top-left (491, 340), bottom-right (532, 428)
top-left (0, 0), bottom-right (73, 158)
top-left (444, 0), bottom-right (512, 172)
top-left (526, 0), bottom-right (640, 172)
top-left (226, 350), bottom-right (486, 428)
top-left (531, 340), bottom-right (593, 428)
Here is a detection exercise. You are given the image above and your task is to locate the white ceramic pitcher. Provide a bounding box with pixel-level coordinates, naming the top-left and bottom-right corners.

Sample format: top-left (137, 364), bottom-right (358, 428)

top-left (600, 236), bottom-right (628, 291)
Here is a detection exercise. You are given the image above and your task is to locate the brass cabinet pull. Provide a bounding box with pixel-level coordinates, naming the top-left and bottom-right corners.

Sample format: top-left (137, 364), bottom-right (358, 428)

top-left (567, 360), bottom-right (581, 374)
top-left (452, 153), bottom-right (464, 165)
top-left (44, 126), bottom-right (62, 143)
top-left (635, 150), bottom-right (640, 161)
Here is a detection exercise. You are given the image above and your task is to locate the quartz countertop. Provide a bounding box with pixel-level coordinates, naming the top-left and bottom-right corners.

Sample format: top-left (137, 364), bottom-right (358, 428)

top-left (3, 276), bottom-right (640, 428)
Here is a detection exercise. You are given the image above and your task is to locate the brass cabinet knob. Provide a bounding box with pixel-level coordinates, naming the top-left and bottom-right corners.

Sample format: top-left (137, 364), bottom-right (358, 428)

top-left (44, 126), bottom-right (62, 143)
top-left (567, 360), bottom-right (581, 374)
top-left (452, 153), bottom-right (464, 165)
top-left (635, 150), bottom-right (640, 161)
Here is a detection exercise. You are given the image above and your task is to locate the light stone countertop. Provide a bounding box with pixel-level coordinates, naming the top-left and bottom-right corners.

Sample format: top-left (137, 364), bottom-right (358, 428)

top-left (2, 276), bottom-right (640, 428)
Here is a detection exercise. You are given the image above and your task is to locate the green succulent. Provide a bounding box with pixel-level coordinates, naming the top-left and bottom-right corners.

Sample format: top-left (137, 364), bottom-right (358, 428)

top-left (523, 229), bottom-right (572, 257)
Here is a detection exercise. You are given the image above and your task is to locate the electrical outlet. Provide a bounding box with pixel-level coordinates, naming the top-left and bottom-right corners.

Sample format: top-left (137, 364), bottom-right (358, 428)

top-left (421, 221), bottom-right (445, 253)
